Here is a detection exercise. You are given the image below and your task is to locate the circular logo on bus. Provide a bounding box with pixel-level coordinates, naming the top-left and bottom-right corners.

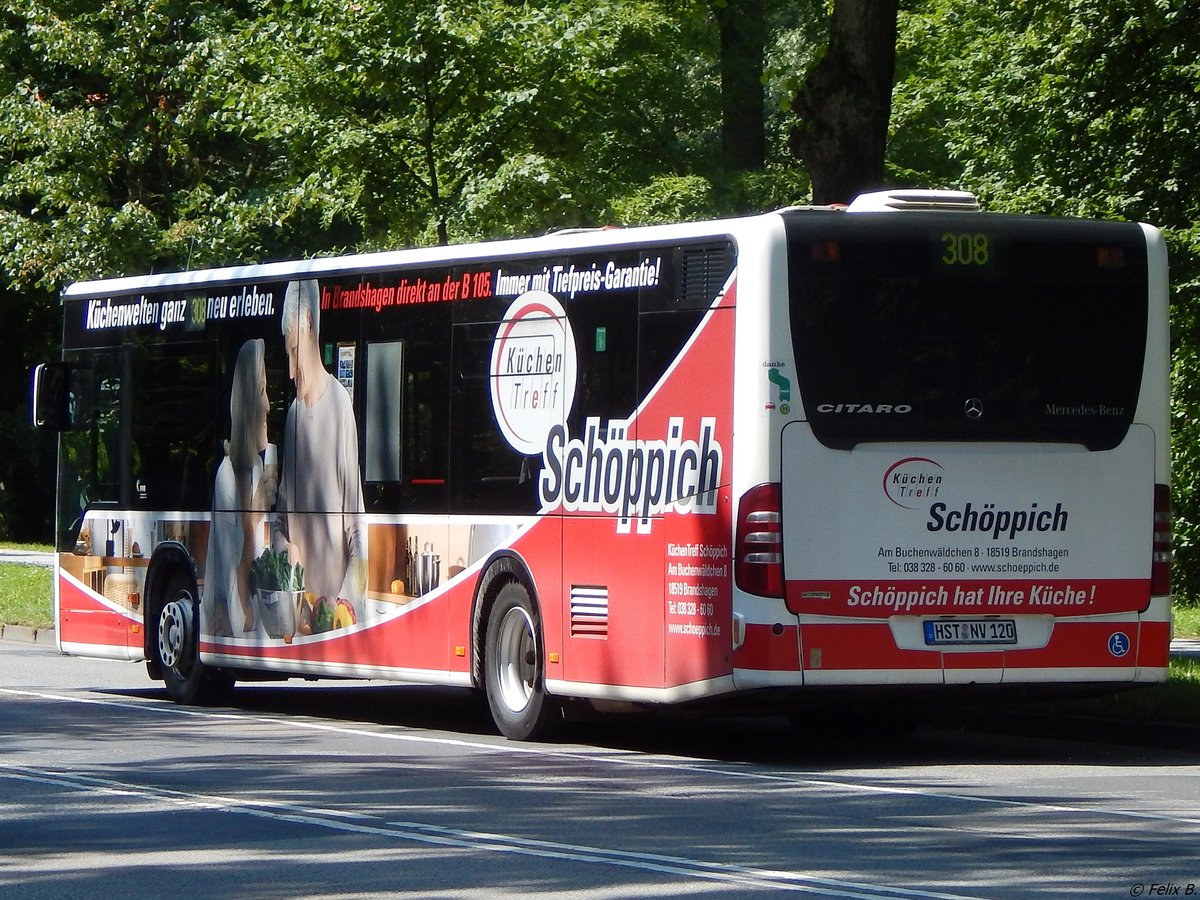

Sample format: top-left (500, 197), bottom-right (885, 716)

top-left (883, 457), bottom-right (945, 509)
top-left (490, 291), bottom-right (578, 455)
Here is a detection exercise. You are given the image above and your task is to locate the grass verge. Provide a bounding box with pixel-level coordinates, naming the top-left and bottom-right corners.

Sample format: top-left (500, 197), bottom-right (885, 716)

top-left (0, 562), bottom-right (52, 630)
top-left (1173, 604), bottom-right (1200, 638)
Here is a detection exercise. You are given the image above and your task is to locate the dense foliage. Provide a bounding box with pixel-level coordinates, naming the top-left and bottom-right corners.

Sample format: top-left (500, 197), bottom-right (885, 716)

top-left (3, 0), bottom-right (1200, 605)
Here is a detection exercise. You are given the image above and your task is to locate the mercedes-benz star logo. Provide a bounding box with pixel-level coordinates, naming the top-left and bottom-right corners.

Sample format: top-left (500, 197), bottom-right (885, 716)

top-left (964, 398), bottom-right (984, 420)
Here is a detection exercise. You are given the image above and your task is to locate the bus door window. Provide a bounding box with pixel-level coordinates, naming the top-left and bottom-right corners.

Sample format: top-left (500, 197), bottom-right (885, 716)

top-left (569, 292), bottom-right (639, 432)
top-left (357, 301), bottom-right (449, 513)
top-left (450, 323), bottom-right (538, 514)
top-left (402, 351), bottom-right (448, 509)
top-left (57, 350), bottom-right (124, 549)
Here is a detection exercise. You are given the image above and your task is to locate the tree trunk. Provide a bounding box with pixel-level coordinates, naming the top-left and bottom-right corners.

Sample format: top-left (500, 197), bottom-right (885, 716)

top-left (714, 0), bottom-right (766, 172)
top-left (789, 0), bottom-right (899, 205)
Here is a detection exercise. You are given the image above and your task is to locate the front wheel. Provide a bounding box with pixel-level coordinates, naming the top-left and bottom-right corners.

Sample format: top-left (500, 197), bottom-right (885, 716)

top-left (484, 581), bottom-right (559, 741)
top-left (155, 572), bottom-right (233, 705)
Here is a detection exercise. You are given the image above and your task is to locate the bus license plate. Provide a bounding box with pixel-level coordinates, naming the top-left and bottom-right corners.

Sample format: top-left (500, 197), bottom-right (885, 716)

top-left (923, 619), bottom-right (1017, 646)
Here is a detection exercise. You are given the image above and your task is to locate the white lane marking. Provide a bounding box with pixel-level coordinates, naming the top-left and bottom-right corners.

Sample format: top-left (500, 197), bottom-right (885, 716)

top-left (0, 764), bottom-right (984, 900)
top-left (4, 686), bottom-right (1200, 830)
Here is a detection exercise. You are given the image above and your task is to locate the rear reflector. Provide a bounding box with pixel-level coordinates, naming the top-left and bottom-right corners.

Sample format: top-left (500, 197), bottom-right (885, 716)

top-left (735, 483), bottom-right (783, 598)
top-left (1152, 483), bottom-right (1172, 596)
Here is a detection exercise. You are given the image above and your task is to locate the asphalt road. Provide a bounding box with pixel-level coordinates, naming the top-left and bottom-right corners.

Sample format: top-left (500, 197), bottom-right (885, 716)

top-left (2, 640), bottom-right (1199, 899)
top-left (0, 548), bottom-right (53, 567)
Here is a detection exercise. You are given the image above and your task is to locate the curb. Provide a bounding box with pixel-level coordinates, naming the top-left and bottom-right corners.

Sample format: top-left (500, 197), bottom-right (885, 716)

top-left (1171, 638), bottom-right (1200, 660)
top-left (0, 624), bottom-right (55, 644)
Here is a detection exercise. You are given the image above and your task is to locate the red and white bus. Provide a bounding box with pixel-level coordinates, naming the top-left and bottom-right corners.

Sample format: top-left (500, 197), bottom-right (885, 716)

top-left (33, 189), bottom-right (1173, 739)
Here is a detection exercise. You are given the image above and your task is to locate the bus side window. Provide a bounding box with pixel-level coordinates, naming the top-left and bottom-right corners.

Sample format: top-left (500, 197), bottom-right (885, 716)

top-left (361, 343), bottom-right (448, 513)
top-left (364, 341), bottom-right (404, 484)
top-left (569, 293), bottom-right (639, 428)
top-left (401, 347), bottom-right (448, 512)
top-left (129, 343), bottom-right (220, 510)
top-left (449, 325), bottom-right (536, 514)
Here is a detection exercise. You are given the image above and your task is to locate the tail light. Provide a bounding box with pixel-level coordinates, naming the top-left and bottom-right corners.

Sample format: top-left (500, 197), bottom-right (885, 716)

top-left (735, 483), bottom-right (783, 598)
top-left (1151, 483), bottom-right (1172, 596)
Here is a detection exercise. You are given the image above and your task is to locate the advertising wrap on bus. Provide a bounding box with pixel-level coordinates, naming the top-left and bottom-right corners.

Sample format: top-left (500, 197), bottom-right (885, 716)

top-left (47, 232), bottom-right (739, 719)
top-left (782, 426), bottom-right (1154, 619)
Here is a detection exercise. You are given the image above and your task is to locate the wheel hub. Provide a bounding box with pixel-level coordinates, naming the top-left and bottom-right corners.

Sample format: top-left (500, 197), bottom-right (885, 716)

top-left (158, 598), bottom-right (194, 672)
top-left (495, 606), bottom-right (536, 714)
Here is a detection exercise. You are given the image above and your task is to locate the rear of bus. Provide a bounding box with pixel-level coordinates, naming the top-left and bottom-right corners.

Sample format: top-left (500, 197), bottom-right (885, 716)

top-left (769, 194), bottom-right (1171, 689)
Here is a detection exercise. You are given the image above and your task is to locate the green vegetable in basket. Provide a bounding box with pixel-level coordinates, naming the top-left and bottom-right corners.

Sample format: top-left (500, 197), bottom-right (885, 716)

top-left (249, 547), bottom-right (304, 593)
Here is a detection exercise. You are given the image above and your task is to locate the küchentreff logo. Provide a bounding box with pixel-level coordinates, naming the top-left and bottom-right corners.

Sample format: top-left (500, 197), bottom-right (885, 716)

top-left (883, 455), bottom-right (1072, 541)
top-left (883, 457), bottom-right (945, 509)
top-left (490, 292), bottom-right (578, 455)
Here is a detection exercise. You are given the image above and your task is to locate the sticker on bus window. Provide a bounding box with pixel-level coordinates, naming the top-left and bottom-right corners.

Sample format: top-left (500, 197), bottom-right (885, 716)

top-left (490, 292), bottom-right (578, 456)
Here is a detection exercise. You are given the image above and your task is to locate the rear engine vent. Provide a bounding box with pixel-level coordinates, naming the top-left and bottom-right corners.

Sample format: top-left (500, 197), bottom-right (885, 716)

top-left (570, 585), bottom-right (609, 638)
top-left (679, 242), bottom-right (734, 308)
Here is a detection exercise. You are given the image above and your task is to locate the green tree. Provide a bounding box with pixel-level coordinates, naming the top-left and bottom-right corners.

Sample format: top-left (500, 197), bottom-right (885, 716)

top-left (0, 0), bottom-right (328, 288)
top-left (233, 0), bottom-right (720, 244)
top-left (712, 0), bottom-right (766, 172)
top-left (789, 0), bottom-right (899, 204)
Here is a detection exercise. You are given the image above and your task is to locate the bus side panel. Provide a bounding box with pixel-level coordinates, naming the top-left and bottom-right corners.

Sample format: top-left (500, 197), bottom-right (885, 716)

top-left (556, 284), bottom-right (736, 692)
top-left (645, 301), bottom-right (735, 689)
top-left (201, 590), bottom-right (452, 674)
top-left (662, 486), bottom-right (735, 687)
top-left (561, 517), bottom-right (665, 689)
top-left (508, 516), bottom-right (565, 684)
top-left (732, 621), bottom-right (802, 673)
top-left (56, 564), bottom-right (142, 659)
top-left (1135, 618), bottom-right (1171, 669)
top-left (56, 517), bottom-right (147, 659)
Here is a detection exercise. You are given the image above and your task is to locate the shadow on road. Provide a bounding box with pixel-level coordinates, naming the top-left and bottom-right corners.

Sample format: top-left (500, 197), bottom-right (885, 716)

top-left (100, 678), bottom-right (1200, 768)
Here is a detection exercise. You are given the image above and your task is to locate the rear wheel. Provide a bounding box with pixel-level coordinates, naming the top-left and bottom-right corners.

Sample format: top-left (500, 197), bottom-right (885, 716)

top-left (155, 571), bottom-right (233, 705)
top-left (484, 581), bottom-right (559, 741)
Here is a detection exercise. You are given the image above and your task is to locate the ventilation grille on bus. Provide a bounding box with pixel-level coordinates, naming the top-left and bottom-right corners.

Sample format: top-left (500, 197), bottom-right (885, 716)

top-left (570, 585), bottom-right (609, 638)
top-left (679, 243), bottom-right (734, 308)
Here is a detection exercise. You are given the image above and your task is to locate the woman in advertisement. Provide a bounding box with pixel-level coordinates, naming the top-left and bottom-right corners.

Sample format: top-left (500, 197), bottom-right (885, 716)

top-left (203, 338), bottom-right (278, 636)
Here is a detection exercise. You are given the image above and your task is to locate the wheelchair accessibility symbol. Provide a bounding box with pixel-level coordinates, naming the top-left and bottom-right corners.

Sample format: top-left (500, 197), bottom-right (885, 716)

top-left (1108, 632), bottom-right (1131, 658)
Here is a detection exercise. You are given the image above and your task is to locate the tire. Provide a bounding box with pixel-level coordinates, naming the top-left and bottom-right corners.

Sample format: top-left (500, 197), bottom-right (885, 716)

top-left (483, 581), bottom-right (559, 741)
top-left (155, 570), bottom-right (234, 705)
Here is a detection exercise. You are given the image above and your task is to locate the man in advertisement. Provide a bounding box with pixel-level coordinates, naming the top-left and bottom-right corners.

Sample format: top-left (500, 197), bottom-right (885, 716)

top-left (273, 279), bottom-right (368, 619)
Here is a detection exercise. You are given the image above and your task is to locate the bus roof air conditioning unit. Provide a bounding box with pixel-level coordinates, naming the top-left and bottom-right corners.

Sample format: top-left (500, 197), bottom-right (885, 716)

top-left (846, 189), bottom-right (980, 212)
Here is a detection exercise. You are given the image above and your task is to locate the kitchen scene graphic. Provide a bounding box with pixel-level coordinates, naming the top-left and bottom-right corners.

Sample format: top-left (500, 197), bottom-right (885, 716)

top-left (198, 278), bottom-right (515, 648)
top-left (199, 278), bottom-right (373, 645)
